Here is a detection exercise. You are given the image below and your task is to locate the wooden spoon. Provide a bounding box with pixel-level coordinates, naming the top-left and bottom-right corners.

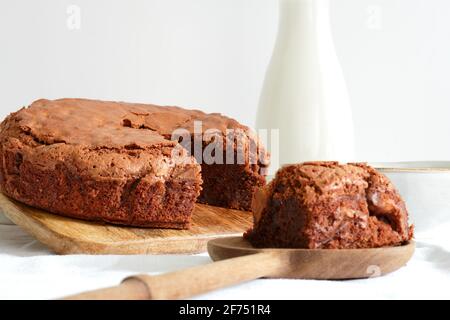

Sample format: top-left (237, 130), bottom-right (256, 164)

top-left (64, 237), bottom-right (415, 300)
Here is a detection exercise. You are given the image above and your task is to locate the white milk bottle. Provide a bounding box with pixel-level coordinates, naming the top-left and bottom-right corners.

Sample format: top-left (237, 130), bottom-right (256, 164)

top-left (256, 0), bottom-right (355, 171)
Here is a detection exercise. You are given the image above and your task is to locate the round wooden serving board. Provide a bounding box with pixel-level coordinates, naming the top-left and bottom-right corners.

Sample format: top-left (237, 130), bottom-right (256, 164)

top-left (0, 192), bottom-right (252, 255)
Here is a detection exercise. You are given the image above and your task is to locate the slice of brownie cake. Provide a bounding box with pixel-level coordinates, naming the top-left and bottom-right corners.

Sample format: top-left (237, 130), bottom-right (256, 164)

top-left (120, 102), bottom-right (269, 210)
top-left (245, 162), bottom-right (413, 249)
top-left (0, 99), bottom-right (269, 228)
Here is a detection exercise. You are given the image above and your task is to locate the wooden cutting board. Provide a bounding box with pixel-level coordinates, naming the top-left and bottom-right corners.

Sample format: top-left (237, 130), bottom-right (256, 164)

top-left (0, 193), bottom-right (252, 255)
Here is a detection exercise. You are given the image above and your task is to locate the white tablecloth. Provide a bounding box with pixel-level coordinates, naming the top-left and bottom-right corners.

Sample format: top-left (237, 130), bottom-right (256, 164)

top-left (0, 211), bottom-right (449, 300)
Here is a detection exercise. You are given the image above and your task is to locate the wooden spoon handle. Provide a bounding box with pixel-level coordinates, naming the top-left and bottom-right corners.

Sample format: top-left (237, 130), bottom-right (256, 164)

top-left (64, 252), bottom-right (284, 300)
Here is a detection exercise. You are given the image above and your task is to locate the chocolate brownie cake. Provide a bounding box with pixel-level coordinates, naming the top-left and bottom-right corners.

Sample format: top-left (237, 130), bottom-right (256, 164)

top-left (245, 162), bottom-right (413, 249)
top-left (0, 99), bottom-right (269, 228)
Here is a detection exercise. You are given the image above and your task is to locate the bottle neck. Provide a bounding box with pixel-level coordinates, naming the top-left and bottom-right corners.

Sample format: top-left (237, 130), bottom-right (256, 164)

top-left (278, 0), bottom-right (331, 36)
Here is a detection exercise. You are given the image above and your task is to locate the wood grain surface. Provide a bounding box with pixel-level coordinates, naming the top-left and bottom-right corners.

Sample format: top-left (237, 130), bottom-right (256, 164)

top-left (65, 236), bottom-right (415, 299)
top-left (207, 236), bottom-right (416, 280)
top-left (0, 192), bottom-right (252, 255)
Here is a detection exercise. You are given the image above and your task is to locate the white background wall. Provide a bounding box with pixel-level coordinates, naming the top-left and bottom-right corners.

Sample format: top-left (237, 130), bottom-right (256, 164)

top-left (1, 0), bottom-right (449, 162)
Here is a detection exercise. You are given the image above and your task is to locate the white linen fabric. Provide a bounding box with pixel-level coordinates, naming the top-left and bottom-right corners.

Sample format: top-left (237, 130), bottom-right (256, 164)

top-left (0, 211), bottom-right (449, 300)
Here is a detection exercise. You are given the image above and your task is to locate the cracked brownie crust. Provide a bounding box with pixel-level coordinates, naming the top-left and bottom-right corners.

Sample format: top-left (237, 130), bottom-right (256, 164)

top-left (0, 99), bottom-right (269, 228)
top-left (245, 162), bottom-right (413, 249)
